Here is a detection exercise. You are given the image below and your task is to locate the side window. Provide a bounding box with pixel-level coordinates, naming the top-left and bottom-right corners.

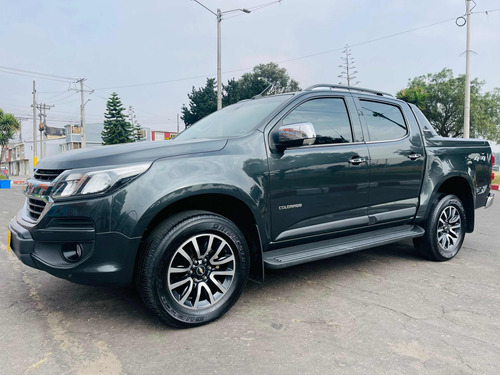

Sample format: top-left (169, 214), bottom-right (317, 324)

top-left (283, 98), bottom-right (352, 144)
top-left (410, 104), bottom-right (438, 136)
top-left (360, 100), bottom-right (407, 141)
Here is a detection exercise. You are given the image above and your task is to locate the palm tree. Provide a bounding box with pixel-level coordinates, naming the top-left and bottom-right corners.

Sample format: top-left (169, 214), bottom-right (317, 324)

top-left (0, 108), bottom-right (21, 166)
top-left (396, 87), bottom-right (427, 111)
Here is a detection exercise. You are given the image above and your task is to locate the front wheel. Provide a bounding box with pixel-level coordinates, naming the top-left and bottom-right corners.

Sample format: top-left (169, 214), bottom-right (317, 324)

top-left (137, 211), bottom-right (249, 328)
top-left (414, 194), bottom-right (466, 261)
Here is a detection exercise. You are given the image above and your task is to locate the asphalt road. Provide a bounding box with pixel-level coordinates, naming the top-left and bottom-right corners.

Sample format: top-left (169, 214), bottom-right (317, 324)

top-left (1, 185), bottom-right (499, 375)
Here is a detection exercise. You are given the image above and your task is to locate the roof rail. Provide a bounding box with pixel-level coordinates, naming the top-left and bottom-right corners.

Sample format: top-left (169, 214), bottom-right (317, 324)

top-left (304, 84), bottom-right (394, 98)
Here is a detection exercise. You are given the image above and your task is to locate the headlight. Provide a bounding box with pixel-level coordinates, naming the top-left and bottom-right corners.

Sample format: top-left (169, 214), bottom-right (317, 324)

top-left (50, 163), bottom-right (151, 199)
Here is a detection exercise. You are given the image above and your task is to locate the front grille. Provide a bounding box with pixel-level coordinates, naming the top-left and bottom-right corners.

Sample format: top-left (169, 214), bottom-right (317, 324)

top-left (27, 198), bottom-right (47, 220)
top-left (25, 169), bottom-right (64, 220)
top-left (34, 169), bottom-right (64, 182)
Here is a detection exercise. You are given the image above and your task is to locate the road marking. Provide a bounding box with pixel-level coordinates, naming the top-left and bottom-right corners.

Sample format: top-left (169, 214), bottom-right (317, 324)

top-left (24, 356), bottom-right (50, 373)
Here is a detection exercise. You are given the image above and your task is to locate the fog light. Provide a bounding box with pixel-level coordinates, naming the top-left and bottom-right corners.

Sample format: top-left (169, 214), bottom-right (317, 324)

top-left (61, 243), bottom-right (83, 263)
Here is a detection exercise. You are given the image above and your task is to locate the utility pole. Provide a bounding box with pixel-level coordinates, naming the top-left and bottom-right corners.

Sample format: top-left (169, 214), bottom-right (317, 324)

top-left (32, 80), bottom-right (37, 168)
top-left (15, 117), bottom-right (30, 142)
top-left (73, 78), bottom-right (93, 148)
top-left (38, 106), bottom-right (43, 160)
top-left (217, 8), bottom-right (222, 111)
top-left (36, 103), bottom-right (54, 160)
top-left (191, 1), bottom-right (252, 111)
top-left (463, 0), bottom-right (472, 139)
top-left (177, 113), bottom-right (180, 134)
top-left (42, 105), bottom-right (48, 157)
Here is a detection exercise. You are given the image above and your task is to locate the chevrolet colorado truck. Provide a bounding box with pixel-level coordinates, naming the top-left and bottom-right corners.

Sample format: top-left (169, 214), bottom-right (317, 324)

top-left (8, 84), bottom-right (495, 327)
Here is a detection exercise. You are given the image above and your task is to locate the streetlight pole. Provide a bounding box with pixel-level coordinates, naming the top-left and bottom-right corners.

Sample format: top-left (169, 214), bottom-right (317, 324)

top-left (463, 0), bottom-right (472, 139)
top-left (217, 8), bottom-right (222, 110)
top-left (192, 1), bottom-right (251, 110)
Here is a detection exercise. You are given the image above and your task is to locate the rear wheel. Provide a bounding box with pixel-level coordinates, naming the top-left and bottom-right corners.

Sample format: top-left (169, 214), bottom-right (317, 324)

top-left (137, 211), bottom-right (249, 328)
top-left (414, 194), bottom-right (466, 261)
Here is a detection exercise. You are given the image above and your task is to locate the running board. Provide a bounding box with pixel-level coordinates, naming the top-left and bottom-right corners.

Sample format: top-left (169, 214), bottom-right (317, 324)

top-left (263, 225), bottom-right (425, 269)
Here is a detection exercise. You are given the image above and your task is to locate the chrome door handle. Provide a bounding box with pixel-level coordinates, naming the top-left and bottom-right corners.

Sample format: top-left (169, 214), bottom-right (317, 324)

top-left (348, 157), bottom-right (367, 165)
top-left (407, 153), bottom-right (422, 161)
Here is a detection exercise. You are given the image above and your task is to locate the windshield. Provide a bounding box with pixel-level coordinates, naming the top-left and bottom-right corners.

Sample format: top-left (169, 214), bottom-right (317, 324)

top-left (175, 95), bottom-right (292, 141)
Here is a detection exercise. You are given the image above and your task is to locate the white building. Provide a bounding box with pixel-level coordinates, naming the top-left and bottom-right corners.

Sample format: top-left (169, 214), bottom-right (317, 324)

top-left (1, 123), bottom-right (104, 176)
top-left (1, 123), bottom-right (159, 176)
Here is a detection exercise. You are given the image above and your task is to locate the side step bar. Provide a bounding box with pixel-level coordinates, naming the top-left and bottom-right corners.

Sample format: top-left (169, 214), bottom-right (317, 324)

top-left (263, 225), bottom-right (425, 269)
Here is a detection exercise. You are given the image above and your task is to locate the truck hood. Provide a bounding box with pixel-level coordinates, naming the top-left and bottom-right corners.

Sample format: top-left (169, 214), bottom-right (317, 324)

top-left (35, 138), bottom-right (228, 170)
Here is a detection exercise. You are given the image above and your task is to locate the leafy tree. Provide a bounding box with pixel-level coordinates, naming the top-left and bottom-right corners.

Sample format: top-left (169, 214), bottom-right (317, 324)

top-left (181, 62), bottom-right (300, 126)
top-left (101, 92), bottom-right (134, 145)
top-left (396, 86), bottom-right (427, 111)
top-left (222, 78), bottom-right (241, 107)
top-left (397, 68), bottom-right (500, 141)
top-left (0, 108), bottom-right (20, 164)
top-left (235, 62), bottom-right (300, 100)
top-left (181, 78), bottom-right (217, 127)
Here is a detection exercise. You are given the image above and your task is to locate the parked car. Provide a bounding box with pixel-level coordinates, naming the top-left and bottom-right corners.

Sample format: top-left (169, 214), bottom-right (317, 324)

top-left (9, 84), bottom-right (495, 327)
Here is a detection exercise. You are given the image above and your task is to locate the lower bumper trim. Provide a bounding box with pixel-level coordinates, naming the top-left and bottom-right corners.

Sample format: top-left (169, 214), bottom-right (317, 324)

top-left (485, 192), bottom-right (494, 209)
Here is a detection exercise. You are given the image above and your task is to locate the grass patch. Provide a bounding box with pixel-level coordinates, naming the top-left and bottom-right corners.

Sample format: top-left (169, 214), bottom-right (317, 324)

top-left (493, 172), bottom-right (500, 185)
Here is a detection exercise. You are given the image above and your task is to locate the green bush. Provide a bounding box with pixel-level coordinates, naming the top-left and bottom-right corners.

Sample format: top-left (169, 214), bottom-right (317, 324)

top-left (0, 175), bottom-right (8, 180)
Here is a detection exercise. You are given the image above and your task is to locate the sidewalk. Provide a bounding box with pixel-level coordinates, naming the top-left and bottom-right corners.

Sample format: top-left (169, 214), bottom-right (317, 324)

top-left (8, 175), bottom-right (31, 185)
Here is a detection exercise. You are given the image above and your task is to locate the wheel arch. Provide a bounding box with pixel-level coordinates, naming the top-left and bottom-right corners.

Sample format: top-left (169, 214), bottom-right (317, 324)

top-left (135, 190), bottom-right (266, 283)
top-left (433, 175), bottom-right (475, 233)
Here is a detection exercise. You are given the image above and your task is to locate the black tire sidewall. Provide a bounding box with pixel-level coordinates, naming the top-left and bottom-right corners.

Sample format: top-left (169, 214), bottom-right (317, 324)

top-left (427, 195), bottom-right (466, 260)
top-left (148, 215), bottom-right (249, 326)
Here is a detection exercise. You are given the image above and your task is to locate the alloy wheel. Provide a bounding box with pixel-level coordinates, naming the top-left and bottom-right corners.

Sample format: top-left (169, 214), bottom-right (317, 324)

top-left (166, 233), bottom-right (236, 310)
top-left (437, 205), bottom-right (462, 253)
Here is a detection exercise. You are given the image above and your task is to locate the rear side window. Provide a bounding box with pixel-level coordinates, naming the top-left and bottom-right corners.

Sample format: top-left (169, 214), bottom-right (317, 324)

top-left (360, 100), bottom-right (407, 141)
top-left (410, 104), bottom-right (438, 136)
top-left (283, 98), bottom-right (353, 144)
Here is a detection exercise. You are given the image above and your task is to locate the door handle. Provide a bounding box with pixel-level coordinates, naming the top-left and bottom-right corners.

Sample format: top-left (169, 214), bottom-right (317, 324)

top-left (407, 153), bottom-right (422, 161)
top-left (348, 157), bottom-right (367, 165)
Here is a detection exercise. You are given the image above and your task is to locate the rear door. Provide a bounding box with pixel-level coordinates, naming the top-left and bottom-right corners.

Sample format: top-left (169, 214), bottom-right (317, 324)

top-left (268, 95), bottom-right (370, 242)
top-left (353, 97), bottom-right (425, 224)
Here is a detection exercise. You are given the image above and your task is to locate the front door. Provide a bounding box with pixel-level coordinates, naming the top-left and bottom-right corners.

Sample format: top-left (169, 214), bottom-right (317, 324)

top-left (268, 96), bottom-right (370, 242)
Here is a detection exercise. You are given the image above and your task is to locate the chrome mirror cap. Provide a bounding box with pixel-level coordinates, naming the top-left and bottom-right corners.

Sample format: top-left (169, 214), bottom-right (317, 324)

top-left (278, 122), bottom-right (316, 148)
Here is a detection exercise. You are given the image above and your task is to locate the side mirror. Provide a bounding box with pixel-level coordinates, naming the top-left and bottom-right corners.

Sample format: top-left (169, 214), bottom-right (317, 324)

top-left (276, 122), bottom-right (316, 150)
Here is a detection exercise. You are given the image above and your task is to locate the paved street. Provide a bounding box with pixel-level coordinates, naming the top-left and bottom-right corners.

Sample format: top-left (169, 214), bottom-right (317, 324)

top-left (0, 185), bottom-right (499, 375)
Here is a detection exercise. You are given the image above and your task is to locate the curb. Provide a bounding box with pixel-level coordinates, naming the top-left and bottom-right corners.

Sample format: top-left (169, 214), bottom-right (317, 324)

top-left (12, 180), bottom-right (25, 185)
top-left (492, 184), bottom-right (499, 191)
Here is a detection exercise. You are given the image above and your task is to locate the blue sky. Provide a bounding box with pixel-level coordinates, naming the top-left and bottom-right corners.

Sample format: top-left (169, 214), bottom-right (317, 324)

top-left (1, 0), bottom-right (499, 144)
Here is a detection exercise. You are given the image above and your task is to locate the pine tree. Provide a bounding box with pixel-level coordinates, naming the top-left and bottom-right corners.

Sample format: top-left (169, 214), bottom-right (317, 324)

top-left (101, 93), bottom-right (134, 145)
top-left (133, 123), bottom-right (143, 141)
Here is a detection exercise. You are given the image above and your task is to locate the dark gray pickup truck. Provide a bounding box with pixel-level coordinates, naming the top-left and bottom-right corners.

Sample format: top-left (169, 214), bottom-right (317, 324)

top-left (9, 84), bottom-right (495, 327)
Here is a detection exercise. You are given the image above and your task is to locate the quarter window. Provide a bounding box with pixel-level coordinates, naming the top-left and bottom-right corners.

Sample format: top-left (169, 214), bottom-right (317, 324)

top-left (283, 98), bottom-right (353, 144)
top-left (360, 100), bottom-right (407, 141)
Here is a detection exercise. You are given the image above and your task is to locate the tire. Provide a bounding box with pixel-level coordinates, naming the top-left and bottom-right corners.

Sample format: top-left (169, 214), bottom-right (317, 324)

top-left (413, 194), bottom-right (466, 261)
top-left (137, 210), bottom-right (249, 328)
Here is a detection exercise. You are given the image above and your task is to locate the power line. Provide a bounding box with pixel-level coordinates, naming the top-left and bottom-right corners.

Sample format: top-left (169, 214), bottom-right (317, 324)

top-left (225, 0), bottom-right (282, 19)
top-left (0, 65), bottom-right (76, 82)
top-left (38, 90), bottom-right (73, 102)
top-left (0, 69), bottom-right (73, 83)
top-left (92, 14), bottom-right (474, 91)
top-left (3, 6), bottom-right (499, 111)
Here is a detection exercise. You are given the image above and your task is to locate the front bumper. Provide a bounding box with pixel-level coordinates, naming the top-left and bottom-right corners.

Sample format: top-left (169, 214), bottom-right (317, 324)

top-left (9, 215), bottom-right (141, 286)
top-left (485, 192), bottom-right (494, 209)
